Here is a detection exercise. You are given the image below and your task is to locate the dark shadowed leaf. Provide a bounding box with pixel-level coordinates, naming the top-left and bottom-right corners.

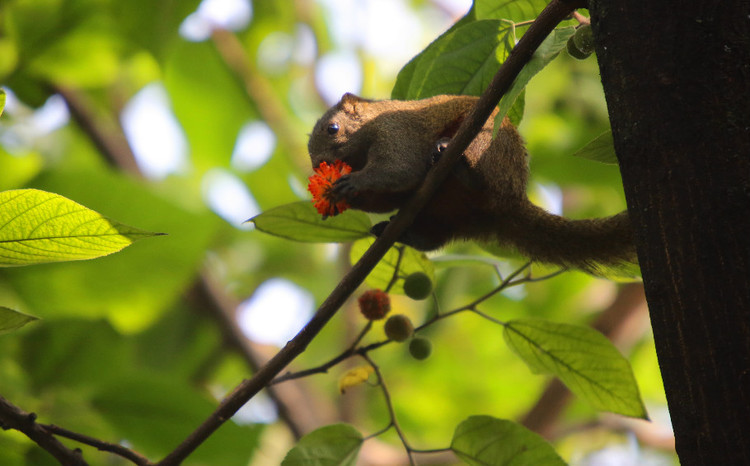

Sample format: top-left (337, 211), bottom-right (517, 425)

top-left (573, 131), bottom-right (618, 164)
top-left (0, 307), bottom-right (38, 334)
top-left (93, 372), bottom-right (262, 465)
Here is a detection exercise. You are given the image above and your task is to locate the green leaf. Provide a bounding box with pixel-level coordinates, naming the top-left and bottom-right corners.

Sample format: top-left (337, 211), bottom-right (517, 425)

top-left (395, 19), bottom-right (515, 100)
top-left (250, 201), bottom-right (371, 243)
top-left (2, 170), bottom-right (219, 333)
top-left (572, 131), bottom-right (618, 164)
top-left (165, 40), bottom-right (255, 173)
top-left (20, 319), bottom-right (133, 390)
top-left (392, 8), bottom-right (476, 99)
top-left (0, 307), bottom-right (38, 334)
top-left (393, 2), bottom-right (567, 101)
top-left (0, 189), bottom-right (160, 267)
top-left (451, 415), bottom-right (566, 466)
top-left (27, 29), bottom-right (121, 88)
top-left (0, 88), bottom-right (6, 117)
top-left (282, 423), bottom-right (363, 466)
top-left (507, 89), bottom-right (525, 126)
top-left (503, 318), bottom-right (647, 418)
top-left (350, 238), bottom-right (434, 295)
top-left (494, 26), bottom-right (575, 133)
top-left (475, 0), bottom-right (549, 22)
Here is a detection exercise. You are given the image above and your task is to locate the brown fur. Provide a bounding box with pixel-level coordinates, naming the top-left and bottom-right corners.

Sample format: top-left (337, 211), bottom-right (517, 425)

top-left (308, 93), bottom-right (637, 273)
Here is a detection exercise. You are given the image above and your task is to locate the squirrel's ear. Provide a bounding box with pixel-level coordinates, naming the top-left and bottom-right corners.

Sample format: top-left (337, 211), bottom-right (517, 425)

top-left (340, 93), bottom-right (369, 115)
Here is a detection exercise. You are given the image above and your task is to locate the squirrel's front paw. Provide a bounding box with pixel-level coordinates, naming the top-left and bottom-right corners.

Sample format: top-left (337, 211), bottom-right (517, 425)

top-left (331, 174), bottom-right (358, 199)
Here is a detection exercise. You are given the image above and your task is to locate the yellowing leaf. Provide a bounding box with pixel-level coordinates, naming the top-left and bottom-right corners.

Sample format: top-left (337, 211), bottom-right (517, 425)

top-left (0, 189), bottom-right (161, 266)
top-left (338, 366), bottom-right (374, 394)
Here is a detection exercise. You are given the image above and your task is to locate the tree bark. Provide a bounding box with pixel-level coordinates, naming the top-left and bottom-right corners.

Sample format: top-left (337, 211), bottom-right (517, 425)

top-left (588, 1), bottom-right (750, 464)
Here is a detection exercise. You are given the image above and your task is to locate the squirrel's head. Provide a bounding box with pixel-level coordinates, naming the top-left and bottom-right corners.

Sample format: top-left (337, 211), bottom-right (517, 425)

top-left (308, 93), bottom-right (374, 171)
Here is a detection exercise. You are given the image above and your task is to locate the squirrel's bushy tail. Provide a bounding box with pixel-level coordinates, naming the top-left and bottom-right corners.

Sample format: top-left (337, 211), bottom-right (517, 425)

top-left (506, 204), bottom-right (637, 275)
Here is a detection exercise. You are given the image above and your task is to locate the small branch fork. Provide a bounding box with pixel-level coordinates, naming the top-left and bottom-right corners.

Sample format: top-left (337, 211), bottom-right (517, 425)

top-left (341, 263), bottom-right (566, 464)
top-left (0, 395), bottom-right (88, 466)
top-left (0, 393), bottom-right (155, 465)
top-left (271, 261), bottom-right (565, 388)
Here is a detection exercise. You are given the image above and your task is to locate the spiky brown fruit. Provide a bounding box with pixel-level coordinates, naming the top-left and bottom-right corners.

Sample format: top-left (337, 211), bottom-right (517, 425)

top-left (358, 289), bottom-right (391, 320)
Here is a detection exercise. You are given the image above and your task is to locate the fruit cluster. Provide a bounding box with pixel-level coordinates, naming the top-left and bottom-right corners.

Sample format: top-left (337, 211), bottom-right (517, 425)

top-left (355, 272), bottom-right (436, 361)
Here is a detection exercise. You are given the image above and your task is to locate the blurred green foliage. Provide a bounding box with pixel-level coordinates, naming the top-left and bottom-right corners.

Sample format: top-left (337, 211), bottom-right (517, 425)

top-left (0, 0), bottom-right (674, 464)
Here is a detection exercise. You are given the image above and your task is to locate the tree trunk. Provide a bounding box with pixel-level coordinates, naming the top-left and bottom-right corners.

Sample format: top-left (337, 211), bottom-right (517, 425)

top-left (588, 1), bottom-right (750, 464)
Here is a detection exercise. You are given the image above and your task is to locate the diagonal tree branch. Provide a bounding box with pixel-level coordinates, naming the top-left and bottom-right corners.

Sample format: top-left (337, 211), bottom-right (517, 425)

top-left (157, 1), bottom-right (586, 463)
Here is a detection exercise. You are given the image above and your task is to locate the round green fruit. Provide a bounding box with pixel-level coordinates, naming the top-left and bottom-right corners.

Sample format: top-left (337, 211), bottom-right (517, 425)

top-left (403, 272), bottom-right (433, 300)
top-left (408, 337), bottom-right (433, 360)
top-left (573, 24), bottom-right (595, 55)
top-left (384, 314), bottom-right (414, 342)
top-left (566, 35), bottom-right (592, 60)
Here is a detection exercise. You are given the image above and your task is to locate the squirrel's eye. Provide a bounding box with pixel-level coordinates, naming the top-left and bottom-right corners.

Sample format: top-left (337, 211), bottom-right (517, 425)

top-left (327, 123), bottom-right (340, 135)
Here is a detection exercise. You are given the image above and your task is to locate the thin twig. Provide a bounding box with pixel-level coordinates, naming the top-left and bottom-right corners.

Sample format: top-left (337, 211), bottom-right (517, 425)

top-left (470, 308), bottom-right (507, 326)
top-left (41, 424), bottom-right (152, 466)
top-left (363, 422), bottom-right (394, 441)
top-left (157, 2), bottom-right (584, 463)
top-left (349, 244), bottom-right (405, 349)
top-left (385, 246), bottom-right (406, 293)
top-left (0, 395), bottom-right (89, 466)
top-left (410, 447), bottom-right (453, 454)
top-left (361, 354), bottom-right (416, 466)
top-left (51, 84), bottom-right (141, 175)
top-left (272, 245), bottom-right (404, 385)
top-left (348, 321), bottom-right (373, 351)
top-left (572, 11), bottom-right (590, 26)
top-left (272, 260), bottom-right (562, 386)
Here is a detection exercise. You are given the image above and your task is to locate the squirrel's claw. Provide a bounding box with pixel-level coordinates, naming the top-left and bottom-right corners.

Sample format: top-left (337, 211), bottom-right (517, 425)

top-left (331, 174), bottom-right (357, 199)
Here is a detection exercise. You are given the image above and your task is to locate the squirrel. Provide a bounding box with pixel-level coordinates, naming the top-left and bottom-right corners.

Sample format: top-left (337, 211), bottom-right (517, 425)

top-left (308, 93), bottom-right (636, 273)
